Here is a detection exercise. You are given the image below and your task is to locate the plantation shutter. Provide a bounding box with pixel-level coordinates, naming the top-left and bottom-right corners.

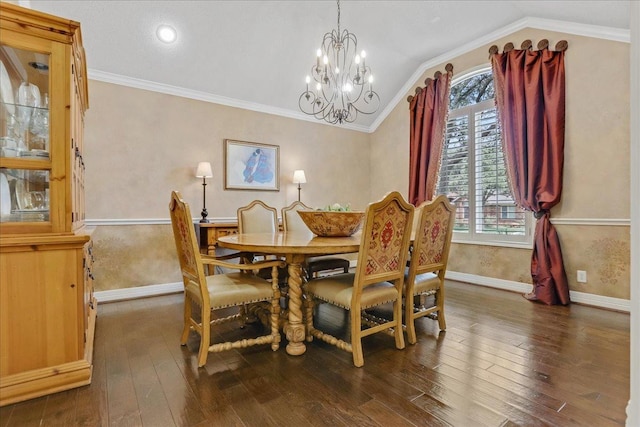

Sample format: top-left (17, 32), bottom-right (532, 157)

top-left (437, 113), bottom-right (469, 233)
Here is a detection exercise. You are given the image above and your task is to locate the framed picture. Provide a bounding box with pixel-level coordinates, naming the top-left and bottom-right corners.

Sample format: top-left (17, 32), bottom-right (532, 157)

top-left (224, 139), bottom-right (280, 191)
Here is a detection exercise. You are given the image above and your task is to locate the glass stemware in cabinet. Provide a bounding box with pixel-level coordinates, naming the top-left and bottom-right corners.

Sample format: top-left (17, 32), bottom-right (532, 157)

top-left (30, 92), bottom-right (49, 153)
top-left (15, 81), bottom-right (39, 136)
top-left (0, 46), bottom-right (50, 159)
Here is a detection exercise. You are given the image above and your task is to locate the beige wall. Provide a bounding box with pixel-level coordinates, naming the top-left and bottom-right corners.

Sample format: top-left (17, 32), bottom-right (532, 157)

top-left (88, 27), bottom-right (630, 301)
top-left (370, 28), bottom-right (630, 299)
top-left (85, 82), bottom-right (370, 290)
top-left (85, 81), bottom-right (371, 219)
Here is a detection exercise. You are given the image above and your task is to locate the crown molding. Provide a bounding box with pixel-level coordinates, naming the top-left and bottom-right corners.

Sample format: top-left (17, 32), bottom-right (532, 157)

top-left (87, 69), bottom-right (370, 133)
top-left (369, 17), bottom-right (630, 133)
top-left (87, 17), bottom-right (629, 135)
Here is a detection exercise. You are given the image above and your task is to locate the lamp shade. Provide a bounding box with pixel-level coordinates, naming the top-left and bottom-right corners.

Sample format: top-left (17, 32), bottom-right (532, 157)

top-left (195, 162), bottom-right (213, 178)
top-left (293, 169), bottom-right (307, 184)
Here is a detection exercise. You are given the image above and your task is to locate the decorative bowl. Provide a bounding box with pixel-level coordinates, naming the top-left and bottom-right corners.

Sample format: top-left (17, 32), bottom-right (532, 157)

top-left (297, 210), bottom-right (365, 237)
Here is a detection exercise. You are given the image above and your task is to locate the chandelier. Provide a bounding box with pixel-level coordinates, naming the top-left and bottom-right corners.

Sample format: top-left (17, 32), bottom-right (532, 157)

top-left (299, 0), bottom-right (380, 124)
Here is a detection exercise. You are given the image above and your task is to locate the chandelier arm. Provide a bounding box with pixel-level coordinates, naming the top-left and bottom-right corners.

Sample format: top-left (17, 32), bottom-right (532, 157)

top-left (299, 91), bottom-right (330, 116)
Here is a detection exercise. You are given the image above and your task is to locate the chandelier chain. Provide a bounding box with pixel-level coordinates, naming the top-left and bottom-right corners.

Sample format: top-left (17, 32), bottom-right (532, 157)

top-left (337, 0), bottom-right (340, 35)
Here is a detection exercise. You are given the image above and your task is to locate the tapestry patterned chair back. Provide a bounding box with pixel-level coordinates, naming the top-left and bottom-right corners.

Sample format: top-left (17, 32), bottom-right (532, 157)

top-left (169, 191), bottom-right (284, 367)
top-left (353, 191), bottom-right (414, 293)
top-left (411, 194), bottom-right (455, 276)
top-left (404, 194), bottom-right (456, 343)
top-left (169, 191), bottom-right (207, 297)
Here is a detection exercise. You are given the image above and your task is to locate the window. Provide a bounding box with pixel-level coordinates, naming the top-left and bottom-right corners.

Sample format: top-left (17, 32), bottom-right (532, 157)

top-left (437, 68), bottom-right (532, 247)
top-left (501, 205), bottom-right (517, 219)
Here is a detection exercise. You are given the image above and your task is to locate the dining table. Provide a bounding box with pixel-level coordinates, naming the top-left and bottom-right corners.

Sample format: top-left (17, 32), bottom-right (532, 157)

top-left (217, 230), bottom-right (361, 356)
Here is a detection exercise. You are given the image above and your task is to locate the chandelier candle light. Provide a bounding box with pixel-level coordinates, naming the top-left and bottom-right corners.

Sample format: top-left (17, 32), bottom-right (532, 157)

top-left (299, 0), bottom-right (380, 124)
top-left (195, 162), bottom-right (213, 223)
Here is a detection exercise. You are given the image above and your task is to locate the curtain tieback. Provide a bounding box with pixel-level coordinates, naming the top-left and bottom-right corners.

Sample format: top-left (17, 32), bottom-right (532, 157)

top-left (533, 210), bottom-right (549, 220)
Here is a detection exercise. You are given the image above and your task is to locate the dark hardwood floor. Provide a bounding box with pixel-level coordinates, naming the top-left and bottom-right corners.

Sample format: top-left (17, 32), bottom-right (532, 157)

top-left (0, 281), bottom-right (630, 426)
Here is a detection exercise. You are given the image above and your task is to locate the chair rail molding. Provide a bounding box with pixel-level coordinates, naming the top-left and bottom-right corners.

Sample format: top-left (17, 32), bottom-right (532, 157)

top-left (85, 217), bottom-right (237, 226)
top-left (85, 217), bottom-right (631, 228)
top-left (550, 218), bottom-right (630, 226)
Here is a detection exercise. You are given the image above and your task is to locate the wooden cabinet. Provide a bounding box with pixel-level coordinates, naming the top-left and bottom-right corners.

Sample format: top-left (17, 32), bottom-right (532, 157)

top-left (0, 4), bottom-right (94, 406)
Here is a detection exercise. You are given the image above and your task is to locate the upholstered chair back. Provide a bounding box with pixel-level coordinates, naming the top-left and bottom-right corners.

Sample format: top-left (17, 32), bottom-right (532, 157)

top-left (238, 200), bottom-right (279, 234)
top-left (281, 201), bottom-right (312, 233)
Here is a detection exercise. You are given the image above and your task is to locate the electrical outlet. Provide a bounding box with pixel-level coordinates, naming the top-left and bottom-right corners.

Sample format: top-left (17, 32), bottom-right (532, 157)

top-left (577, 270), bottom-right (587, 283)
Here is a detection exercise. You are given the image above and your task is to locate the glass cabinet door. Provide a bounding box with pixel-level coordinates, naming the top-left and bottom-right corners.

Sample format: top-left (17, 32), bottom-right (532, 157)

top-left (1, 43), bottom-right (51, 224)
top-left (0, 168), bottom-right (49, 222)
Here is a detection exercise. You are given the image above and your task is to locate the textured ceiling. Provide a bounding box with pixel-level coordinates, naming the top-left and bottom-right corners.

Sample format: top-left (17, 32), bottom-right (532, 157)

top-left (26, 1), bottom-right (630, 130)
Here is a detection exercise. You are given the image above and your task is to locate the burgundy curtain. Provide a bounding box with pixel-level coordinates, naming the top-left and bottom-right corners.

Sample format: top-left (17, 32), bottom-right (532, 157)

top-left (408, 64), bottom-right (453, 205)
top-left (491, 40), bottom-right (570, 305)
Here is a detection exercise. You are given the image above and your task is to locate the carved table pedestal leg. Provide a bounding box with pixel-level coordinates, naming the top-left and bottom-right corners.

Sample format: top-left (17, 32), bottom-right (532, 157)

top-left (284, 254), bottom-right (307, 355)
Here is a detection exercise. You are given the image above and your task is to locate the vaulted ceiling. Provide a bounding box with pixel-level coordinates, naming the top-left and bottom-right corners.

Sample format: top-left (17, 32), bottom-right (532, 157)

top-left (27, 1), bottom-right (630, 131)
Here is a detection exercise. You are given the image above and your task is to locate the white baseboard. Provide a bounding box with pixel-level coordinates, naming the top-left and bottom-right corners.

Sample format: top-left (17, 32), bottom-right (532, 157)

top-left (95, 282), bottom-right (183, 303)
top-left (446, 271), bottom-right (631, 312)
top-left (95, 262), bottom-right (359, 303)
top-left (95, 271), bottom-right (629, 313)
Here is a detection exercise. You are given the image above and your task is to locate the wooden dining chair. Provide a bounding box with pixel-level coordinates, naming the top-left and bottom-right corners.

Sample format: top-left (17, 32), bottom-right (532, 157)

top-left (303, 191), bottom-right (414, 367)
top-left (237, 199), bottom-right (279, 234)
top-left (236, 199), bottom-right (288, 280)
top-left (404, 194), bottom-right (455, 344)
top-left (169, 191), bottom-right (284, 367)
top-left (281, 201), bottom-right (351, 280)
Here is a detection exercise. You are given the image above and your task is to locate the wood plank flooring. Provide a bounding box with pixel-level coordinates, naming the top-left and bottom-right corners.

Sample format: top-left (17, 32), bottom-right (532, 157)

top-left (0, 281), bottom-right (630, 426)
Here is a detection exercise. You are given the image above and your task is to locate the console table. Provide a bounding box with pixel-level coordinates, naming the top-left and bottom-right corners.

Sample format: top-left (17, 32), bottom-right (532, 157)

top-left (197, 221), bottom-right (287, 254)
top-left (197, 222), bottom-right (239, 255)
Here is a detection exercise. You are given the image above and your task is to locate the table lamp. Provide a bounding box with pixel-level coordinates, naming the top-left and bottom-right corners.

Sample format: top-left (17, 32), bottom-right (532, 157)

top-left (195, 162), bottom-right (213, 223)
top-left (293, 169), bottom-right (306, 202)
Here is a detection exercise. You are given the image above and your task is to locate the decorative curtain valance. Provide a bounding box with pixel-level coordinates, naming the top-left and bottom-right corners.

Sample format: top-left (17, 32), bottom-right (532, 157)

top-left (490, 39), bottom-right (570, 305)
top-left (407, 63), bottom-right (453, 206)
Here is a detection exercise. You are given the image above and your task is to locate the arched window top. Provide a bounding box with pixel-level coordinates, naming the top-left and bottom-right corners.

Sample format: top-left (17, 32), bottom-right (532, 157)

top-left (449, 69), bottom-right (495, 110)
top-left (438, 66), bottom-right (533, 247)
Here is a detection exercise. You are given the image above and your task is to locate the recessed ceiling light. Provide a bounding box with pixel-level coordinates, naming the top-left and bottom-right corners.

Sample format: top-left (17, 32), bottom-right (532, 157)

top-left (156, 25), bottom-right (177, 43)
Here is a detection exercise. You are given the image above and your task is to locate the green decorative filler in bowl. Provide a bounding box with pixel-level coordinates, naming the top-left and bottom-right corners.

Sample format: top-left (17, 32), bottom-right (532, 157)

top-left (297, 204), bottom-right (364, 237)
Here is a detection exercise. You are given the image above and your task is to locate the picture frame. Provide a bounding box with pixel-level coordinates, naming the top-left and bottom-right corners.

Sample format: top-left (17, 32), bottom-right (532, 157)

top-left (224, 139), bottom-right (280, 191)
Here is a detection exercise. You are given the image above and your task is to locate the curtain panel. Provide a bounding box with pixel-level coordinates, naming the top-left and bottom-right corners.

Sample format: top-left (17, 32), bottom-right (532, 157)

top-left (490, 40), bottom-right (570, 305)
top-left (408, 63), bottom-right (453, 206)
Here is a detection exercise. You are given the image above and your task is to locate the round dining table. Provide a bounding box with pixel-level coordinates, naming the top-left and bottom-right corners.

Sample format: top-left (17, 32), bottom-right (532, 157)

top-left (217, 231), bottom-right (361, 356)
